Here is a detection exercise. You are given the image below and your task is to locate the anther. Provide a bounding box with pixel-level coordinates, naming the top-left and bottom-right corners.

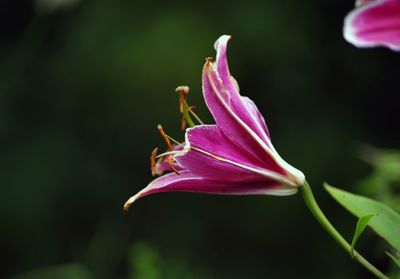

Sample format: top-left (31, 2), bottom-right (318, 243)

top-left (175, 86), bottom-right (190, 113)
top-left (150, 147), bottom-right (158, 177)
top-left (157, 124), bottom-right (172, 150)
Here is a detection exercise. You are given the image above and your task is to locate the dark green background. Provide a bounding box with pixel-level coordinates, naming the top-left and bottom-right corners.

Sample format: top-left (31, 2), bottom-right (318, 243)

top-left (1, 0), bottom-right (399, 278)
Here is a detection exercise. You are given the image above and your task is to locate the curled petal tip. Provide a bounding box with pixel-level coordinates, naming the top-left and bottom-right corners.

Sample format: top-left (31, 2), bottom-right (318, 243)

top-left (123, 198), bottom-right (133, 211)
top-left (123, 192), bottom-right (141, 211)
top-left (214, 35), bottom-right (232, 50)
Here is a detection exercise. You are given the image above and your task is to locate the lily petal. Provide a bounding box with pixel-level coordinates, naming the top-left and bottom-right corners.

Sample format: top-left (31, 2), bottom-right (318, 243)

top-left (344, 0), bottom-right (400, 51)
top-left (124, 170), bottom-right (297, 210)
top-left (202, 60), bottom-right (304, 185)
top-left (175, 125), bottom-right (293, 185)
top-left (202, 61), bottom-right (272, 160)
top-left (214, 35), bottom-right (271, 144)
top-left (241, 96), bottom-right (271, 140)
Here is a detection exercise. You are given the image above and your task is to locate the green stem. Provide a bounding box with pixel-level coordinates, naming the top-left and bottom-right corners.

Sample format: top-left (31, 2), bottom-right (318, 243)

top-left (300, 181), bottom-right (388, 279)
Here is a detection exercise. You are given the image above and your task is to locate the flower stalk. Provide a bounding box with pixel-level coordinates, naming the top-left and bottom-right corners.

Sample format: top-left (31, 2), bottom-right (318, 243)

top-left (300, 181), bottom-right (388, 279)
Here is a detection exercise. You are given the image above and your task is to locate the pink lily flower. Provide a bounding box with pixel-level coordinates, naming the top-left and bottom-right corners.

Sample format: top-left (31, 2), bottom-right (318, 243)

top-left (124, 35), bottom-right (305, 210)
top-left (343, 0), bottom-right (400, 51)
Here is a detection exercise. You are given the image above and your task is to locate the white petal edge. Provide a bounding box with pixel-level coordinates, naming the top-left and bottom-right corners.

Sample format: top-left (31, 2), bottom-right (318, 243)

top-left (205, 62), bottom-right (305, 186)
top-left (343, 0), bottom-right (400, 51)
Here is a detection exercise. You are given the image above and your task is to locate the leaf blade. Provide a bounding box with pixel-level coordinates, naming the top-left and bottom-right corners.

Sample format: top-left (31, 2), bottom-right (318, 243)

top-left (325, 183), bottom-right (400, 252)
top-left (351, 214), bottom-right (374, 256)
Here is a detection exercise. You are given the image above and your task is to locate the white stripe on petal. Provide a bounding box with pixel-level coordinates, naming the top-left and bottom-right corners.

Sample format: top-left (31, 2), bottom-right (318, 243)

top-left (190, 146), bottom-right (297, 187)
top-left (206, 63), bottom-right (305, 185)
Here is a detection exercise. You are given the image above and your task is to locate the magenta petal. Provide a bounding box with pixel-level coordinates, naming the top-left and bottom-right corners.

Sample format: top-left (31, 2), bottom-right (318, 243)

top-left (240, 96), bottom-right (270, 139)
top-left (344, 0), bottom-right (400, 51)
top-left (213, 36), bottom-right (271, 144)
top-left (202, 61), bottom-right (272, 161)
top-left (124, 170), bottom-right (296, 209)
top-left (175, 125), bottom-right (288, 182)
top-left (202, 59), bottom-right (304, 186)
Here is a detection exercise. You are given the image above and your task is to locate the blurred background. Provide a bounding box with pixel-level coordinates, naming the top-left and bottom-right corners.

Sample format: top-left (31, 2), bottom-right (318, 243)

top-left (1, 0), bottom-right (399, 278)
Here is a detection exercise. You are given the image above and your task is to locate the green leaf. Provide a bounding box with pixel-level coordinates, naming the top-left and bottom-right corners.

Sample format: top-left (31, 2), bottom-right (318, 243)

top-left (351, 214), bottom-right (374, 256)
top-left (386, 252), bottom-right (400, 268)
top-left (325, 183), bottom-right (400, 252)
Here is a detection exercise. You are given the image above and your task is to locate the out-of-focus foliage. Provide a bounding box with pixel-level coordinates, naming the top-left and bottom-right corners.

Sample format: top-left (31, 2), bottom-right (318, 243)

top-left (129, 242), bottom-right (206, 279)
top-left (10, 263), bottom-right (92, 279)
top-left (1, 0), bottom-right (400, 278)
top-left (353, 145), bottom-right (400, 278)
top-left (356, 145), bottom-right (400, 212)
top-left (130, 243), bottom-right (162, 279)
top-left (386, 252), bottom-right (400, 269)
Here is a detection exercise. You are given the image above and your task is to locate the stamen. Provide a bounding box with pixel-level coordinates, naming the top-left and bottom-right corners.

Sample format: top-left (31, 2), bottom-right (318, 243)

top-left (157, 124), bottom-right (182, 149)
top-left (186, 103), bottom-right (205, 125)
top-left (157, 124), bottom-right (172, 150)
top-left (150, 147), bottom-right (158, 177)
top-left (156, 150), bottom-right (179, 159)
top-left (175, 85), bottom-right (204, 128)
top-left (175, 86), bottom-right (189, 113)
top-left (181, 115), bottom-right (187, 130)
top-left (165, 135), bottom-right (181, 146)
top-left (168, 156), bottom-right (180, 175)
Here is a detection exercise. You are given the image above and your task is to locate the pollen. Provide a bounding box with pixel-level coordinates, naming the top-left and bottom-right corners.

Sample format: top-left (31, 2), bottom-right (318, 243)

top-left (175, 85), bottom-right (189, 113)
top-left (150, 147), bottom-right (158, 177)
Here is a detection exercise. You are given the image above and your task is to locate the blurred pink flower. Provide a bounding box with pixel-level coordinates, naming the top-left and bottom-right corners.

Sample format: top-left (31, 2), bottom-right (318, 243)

top-left (344, 0), bottom-right (400, 51)
top-left (124, 35), bottom-right (305, 210)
